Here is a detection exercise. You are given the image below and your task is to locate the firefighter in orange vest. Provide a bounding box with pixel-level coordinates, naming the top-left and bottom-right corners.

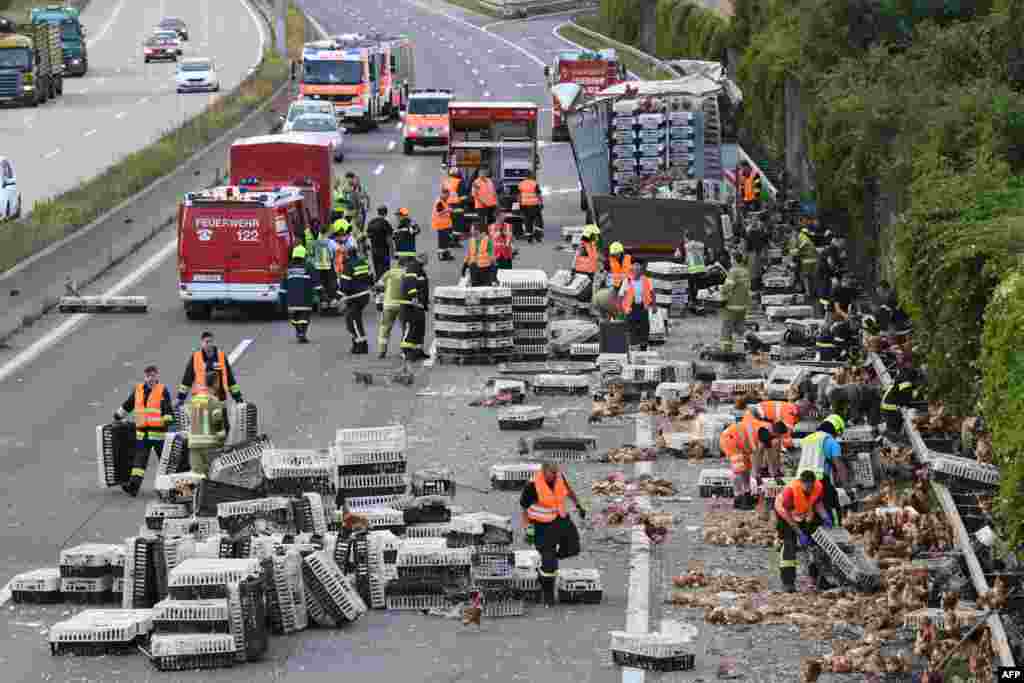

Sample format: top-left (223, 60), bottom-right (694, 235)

top-left (618, 260), bottom-right (656, 351)
top-left (114, 364), bottom-right (175, 496)
top-left (176, 331), bottom-right (243, 408)
top-left (748, 400), bottom-right (811, 454)
top-left (433, 188), bottom-right (455, 262)
top-left (606, 241), bottom-right (632, 288)
top-left (520, 462), bottom-right (586, 607)
top-left (573, 233), bottom-right (598, 278)
top-left (490, 212), bottom-right (514, 270)
top-left (463, 222), bottom-right (495, 286)
top-left (775, 471), bottom-right (831, 592)
top-left (517, 172), bottom-right (543, 243)
top-left (720, 413), bottom-right (790, 510)
top-left (445, 168), bottom-right (468, 238)
top-left (472, 168), bottom-right (498, 227)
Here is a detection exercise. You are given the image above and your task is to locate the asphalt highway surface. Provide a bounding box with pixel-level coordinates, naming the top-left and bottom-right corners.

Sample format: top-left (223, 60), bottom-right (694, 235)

top-left (1, 0), bottom-right (265, 212)
top-left (0, 2), bottom-right (730, 680)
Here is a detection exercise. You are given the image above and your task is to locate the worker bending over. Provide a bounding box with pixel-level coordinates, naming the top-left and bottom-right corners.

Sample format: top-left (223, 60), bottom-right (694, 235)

top-left (340, 244), bottom-right (372, 354)
top-left (114, 364), bottom-right (174, 496)
top-left (774, 470), bottom-right (831, 592)
top-left (798, 414), bottom-right (850, 526)
top-left (520, 463), bottom-right (587, 607)
top-left (186, 370), bottom-right (227, 477)
top-left (281, 245), bottom-right (320, 343)
top-left (720, 414), bottom-right (789, 509)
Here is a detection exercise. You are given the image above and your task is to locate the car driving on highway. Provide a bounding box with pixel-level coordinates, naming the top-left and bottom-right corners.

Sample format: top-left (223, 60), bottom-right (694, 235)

top-left (176, 58), bottom-right (219, 93)
top-left (287, 113), bottom-right (345, 163)
top-left (151, 29), bottom-right (182, 56)
top-left (0, 157), bottom-right (19, 221)
top-left (282, 99), bottom-right (337, 131)
top-left (158, 17), bottom-right (188, 41)
top-left (143, 35), bottom-right (178, 63)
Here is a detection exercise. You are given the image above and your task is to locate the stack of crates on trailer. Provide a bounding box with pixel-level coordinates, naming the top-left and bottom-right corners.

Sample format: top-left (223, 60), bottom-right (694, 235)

top-left (334, 425), bottom-right (409, 504)
top-left (531, 373), bottom-right (590, 396)
top-left (478, 286), bottom-right (515, 357)
top-left (49, 609), bottom-right (154, 656)
top-left (498, 405), bottom-right (545, 430)
top-left (262, 448), bottom-right (336, 498)
top-left (609, 630), bottom-right (697, 672)
top-left (60, 544), bottom-right (124, 604)
top-left (531, 435), bottom-right (597, 463)
top-left (10, 567), bottom-right (62, 604)
top-left (557, 568), bottom-right (603, 604)
top-left (646, 261), bottom-right (689, 317)
top-left (928, 455), bottom-right (1001, 491)
top-left (498, 269), bottom-right (549, 360)
top-left (434, 286), bottom-right (485, 356)
top-left (225, 403), bottom-right (260, 448)
top-left (387, 538), bottom-right (472, 611)
top-left (490, 463), bottom-right (541, 490)
top-left (95, 421), bottom-right (135, 488)
top-left (610, 100), bottom-right (639, 191)
top-left (765, 366), bottom-right (807, 401)
top-left (675, 99), bottom-right (704, 177)
top-left (411, 468), bottom-right (455, 498)
top-left (636, 107), bottom-right (668, 179)
top-left (208, 436), bottom-right (270, 490)
top-left (810, 526), bottom-right (880, 591)
top-left (698, 468), bottom-right (734, 498)
top-left (548, 270), bottom-right (591, 312)
top-left (265, 550), bottom-right (308, 634)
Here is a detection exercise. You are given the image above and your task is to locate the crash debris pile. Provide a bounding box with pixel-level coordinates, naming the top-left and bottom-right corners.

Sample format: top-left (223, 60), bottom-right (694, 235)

top-left (591, 472), bottom-right (676, 497)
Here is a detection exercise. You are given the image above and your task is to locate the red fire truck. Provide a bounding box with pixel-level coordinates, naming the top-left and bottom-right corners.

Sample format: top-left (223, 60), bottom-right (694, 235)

top-left (544, 49), bottom-right (626, 141)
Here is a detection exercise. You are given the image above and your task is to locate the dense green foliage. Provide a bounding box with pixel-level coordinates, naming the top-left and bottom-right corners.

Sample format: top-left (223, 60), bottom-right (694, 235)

top-left (597, 0), bottom-right (727, 63)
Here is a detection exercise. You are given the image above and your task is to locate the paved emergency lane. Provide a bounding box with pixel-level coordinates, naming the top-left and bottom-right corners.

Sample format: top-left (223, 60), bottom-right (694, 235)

top-left (0, 0), bottom-right (645, 679)
top-left (0, 0), bottom-right (264, 212)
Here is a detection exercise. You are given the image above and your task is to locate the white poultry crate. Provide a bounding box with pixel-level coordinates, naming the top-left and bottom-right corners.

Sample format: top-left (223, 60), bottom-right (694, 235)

top-left (152, 598), bottom-right (230, 628)
top-left (765, 366), bottom-right (808, 400)
top-left (10, 567), bottom-right (62, 603)
top-left (404, 523), bottom-right (452, 538)
top-left (345, 494), bottom-right (406, 510)
top-left (490, 463), bottom-right (542, 490)
top-left (334, 425), bottom-right (407, 454)
top-left (261, 448), bottom-right (334, 478)
top-left (167, 558), bottom-right (262, 592)
top-left (498, 405), bottom-right (545, 430)
top-left (609, 630), bottom-right (697, 671)
top-left (396, 545), bottom-right (473, 567)
top-left (655, 382), bottom-right (692, 402)
top-left (59, 543), bottom-right (123, 574)
top-left (928, 455), bottom-right (1001, 488)
top-left (162, 516), bottom-right (219, 540)
top-left (853, 453), bottom-right (876, 489)
top-left (531, 373), bottom-right (590, 395)
top-left (497, 269), bottom-right (548, 289)
top-left (302, 551), bottom-right (367, 623)
top-left (50, 609), bottom-right (154, 655)
top-left (154, 471), bottom-right (206, 503)
top-left (760, 293), bottom-right (800, 306)
top-left (356, 507), bottom-right (406, 530)
top-left (268, 550), bottom-right (307, 634)
top-left (148, 633), bottom-right (237, 671)
top-left (338, 473), bottom-right (409, 491)
top-left (710, 379), bottom-right (765, 399)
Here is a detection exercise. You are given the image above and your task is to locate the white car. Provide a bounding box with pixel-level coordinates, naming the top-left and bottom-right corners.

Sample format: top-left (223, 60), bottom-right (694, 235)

top-left (288, 113), bottom-right (345, 162)
top-left (0, 157), bottom-right (19, 221)
top-left (152, 29), bottom-right (182, 55)
top-left (281, 99), bottom-right (336, 131)
top-left (176, 58), bottom-right (219, 93)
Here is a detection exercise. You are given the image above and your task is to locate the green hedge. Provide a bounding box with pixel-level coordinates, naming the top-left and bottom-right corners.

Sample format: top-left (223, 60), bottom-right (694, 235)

top-left (981, 268), bottom-right (1024, 550)
top-left (596, 0), bottom-right (728, 63)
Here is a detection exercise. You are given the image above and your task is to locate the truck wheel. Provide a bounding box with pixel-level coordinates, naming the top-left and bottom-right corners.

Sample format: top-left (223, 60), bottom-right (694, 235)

top-left (403, 141), bottom-right (413, 155)
top-left (184, 303), bottom-right (211, 321)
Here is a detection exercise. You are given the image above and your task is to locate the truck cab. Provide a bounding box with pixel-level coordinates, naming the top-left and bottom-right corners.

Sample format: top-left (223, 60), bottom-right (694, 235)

top-left (0, 22), bottom-right (62, 106)
top-left (403, 89), bottom-right (453, 155)
top-left (545, 49), bottom-right (624, 141)
top-left (177, 185), bottom-right (307, 320)
top-left (300, 35), bottom-right (384, 132)
top-left (367, 33), bottom-right (414, 119)
top-left (31, 5), bottom-right (86, 76)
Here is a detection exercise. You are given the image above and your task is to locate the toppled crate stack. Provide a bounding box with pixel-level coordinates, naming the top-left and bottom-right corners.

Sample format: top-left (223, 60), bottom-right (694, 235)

top-left (549, 269), bottom-right (591, 312)
top-left (498, 269), bottom-right (549, 360)
top-left (498, 405), bottom-right (545, 430)
top-left (122, 536), bottom-right (169, 608)
top-left (609, 630), bottom-right (697, 672)
top-left (216, 498), bottom-right (295, 538)
top-left (156, 432), bottom-right (189, 477)
top-left (512, 550), bottom-right (542, 602)
top-left (928, 454), bottom-right (1001, 490)
top-left (334, 425), bottom-right (409, 504)
top-left (95, 420), bottom-right (134, 488)
top-left (448, 513), bottom-right (515, 547)
top-left (49, 608), bottom-right (154, 656)
top-left (388, 539), bottom-right (472, 611)
top-left (698, 469), bottom-right (734, 498)
top-left (208, 436), bottom-right (270, 490)
top-left (490, 463), bottom-right (541, 490)
top-left (148, 633), bottom-right (237, 671)
top-left (193, 477), bottom-right (263, 517)
top-left (810, 526), bottom-right (880, 590)
top-left (548, 319), bottom-right (599, 355)
top-left (152, 598), bottom-right (231, 634)
top-left (531, 435), bottom-right (597, 463)
top-left (366, 530), bottom-right (402, 608)
top-left (262, 448), bottom-right (336, 498)
top-left (10, 567), bottom-right (62, 604)
top-left (60, 543), bottom-right (124, 604)
top-left (145, 502), bottom-right (189, 532)
top-left (646, 261), bottom-right (688, 317)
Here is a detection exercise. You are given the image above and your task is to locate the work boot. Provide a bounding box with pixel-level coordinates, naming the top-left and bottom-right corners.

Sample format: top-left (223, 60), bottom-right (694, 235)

top-left (377, 345), bottom-right (387, 360)
top-left (298, 336), bottom-right (309, 344)
top-left (782, 583), bottom-right (796, 594)
top-left (539, 574), bottom-right (556, 607)
top-left (356, 341), bottom-right (369, 354)
top-left (124, 476), bottom-right (142, 497)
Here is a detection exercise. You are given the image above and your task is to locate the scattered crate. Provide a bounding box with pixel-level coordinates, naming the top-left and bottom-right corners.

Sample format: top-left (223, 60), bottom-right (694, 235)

top-left (531, 435), bottom-right (598, 463)
top-left (58, 295), bottom-right (148, 313)
top-left (928, 455), bottom-right (1001, 489)
top-left (152, 599), bottom-right (231, 634)
top-left (335, 425), bottom-right (407, 455)
top-left (903, 607), bottom-right (984, 631)
top-left (156, 433), bottom-right (190, 478)
top-left (10, 568), bottom-right (62, 604)
top-left (302, 551), bottom-right (367, 624)
top-left (145, 503), bottom-right (190, 532)
top-left (655, 382), bottom-right (692, 402)
top-left (402, 496), bottom-right (452, 525)
top-left (49, 609), bottom-right (154, 656)
top-left (557, 568), bottom-right (603, 604)
top-left (216, 497), bottom-right (294, 537)
top-left (163, 536), bottom-right (196, 574)
top-left (531, 373), bottom-right (590, 395)
top-left (95, 421), bottom-right (134, 488)
top-left (766, 305), bottom-right (813, 320)
top-left (570, 343), bottom-right (600, 360)
top-left (344, 494), bottom-right (406, 509)
top-left (227, 575), bottom-right (267, 662)
top-left (262, 448), bottom-right (336, 497)
top-left (853, 453), bottom-right (876, 489)
top-left (154, 472), bottom-right (206, 505)
top-left (811, 526), bottom-right (880, 590)
top-left (710, 379), bottom-right (765, 399)
top-left (353, 506), bottom-right (406, 533)
top-left (411, 468), bottom-right (456, 498)
top-left (208, 437), bottom-right (269, 490)
top-left (609, 631), bottom-right (697, 672)
top-left (449, 512), bottom-right (514, 546)
top-left (498, 405), bottom-right (545, 430)
top-left (765, 366), bottom-right (807, 400)
top-left (293, 492), bottom-right (329, 535)
top-left (405, 522), bottom-right (452, 539)
top-left (621, 364), bottom-right (667, 384)
top-left (225, 403), bottom-right (259, 448)
top-left (148, 633), bottom-right (237, 671)
top-left (597, 353), bottom-right (629, 376)
top-left (167, 558), bottom-right (262, 601)
top-left (338, 473), bottom-right (409, 500)
top-left (162, 516), bottom-right (219, 540)
top-left (385, 593), bottom-right (451, 611)
top-left (61, 576), bottom-right (115, 604)
top-left (490, 463), bottom-right (541, 490)
top-left (60, 543), bottom-right (122, 578)
top-left (397, 544), bottom-right (473, 567)
top-left (698, 469), bottom-right (735, 498)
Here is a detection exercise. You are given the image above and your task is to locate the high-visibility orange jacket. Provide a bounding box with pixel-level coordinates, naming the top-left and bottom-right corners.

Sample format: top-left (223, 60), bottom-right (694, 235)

top-left (432, 198), bottom-right (453, 230)
top-left (574, 241), bottom-right (597, 274)
top-left (609, 254), bottom-right (633, 287)
top-left (775, 479), bottom-right (824, 522)
top-left (178, 349), bottom-right (239, 402)
top-left (720, 413), bottom-right (774, 474)
top-left (518, 179), bottom-right (540, 206)
top-left (619, 275), bottom-right (654, 315)
top-left (472, 177), bottom-right (497, 209)
top-left (743, 173), bottom-right (756, 202)
top-left (526, 471), bottom-right (569, 523)
top-left (445, 176), bottom-right (465, 207)
top-left (465, 235), bottom-right (494, 268)
top-left (750, 401), bottom-right (799, 448)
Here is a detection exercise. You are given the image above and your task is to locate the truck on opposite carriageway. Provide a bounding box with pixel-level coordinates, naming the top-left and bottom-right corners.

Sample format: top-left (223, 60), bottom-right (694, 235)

top-left (0, 18), bottom-right (63, 106)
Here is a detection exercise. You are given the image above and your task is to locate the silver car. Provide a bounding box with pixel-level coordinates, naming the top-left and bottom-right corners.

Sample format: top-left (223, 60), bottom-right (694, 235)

top-left (288, 113), bottom-right (345, 163)
top-left (176, 58), bottom-right (219, 93)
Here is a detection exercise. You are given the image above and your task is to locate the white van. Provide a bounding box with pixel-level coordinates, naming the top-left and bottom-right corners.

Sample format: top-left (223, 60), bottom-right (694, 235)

top-left (0, 157), bottom-right (19, 220)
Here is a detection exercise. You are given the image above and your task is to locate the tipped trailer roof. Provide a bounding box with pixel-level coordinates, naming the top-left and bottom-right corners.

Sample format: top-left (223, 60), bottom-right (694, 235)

top-left (597, 76), bottom-right (724, 99)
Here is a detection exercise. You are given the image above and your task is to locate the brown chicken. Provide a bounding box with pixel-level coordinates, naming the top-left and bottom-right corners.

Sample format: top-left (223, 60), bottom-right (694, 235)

top-left (462, 590), bottom-right (483, 628)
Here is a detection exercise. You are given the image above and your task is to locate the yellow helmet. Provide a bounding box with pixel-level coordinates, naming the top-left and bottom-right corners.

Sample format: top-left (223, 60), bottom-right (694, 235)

top-left (332, 218), bottom-right (350, 234)
top-left (291, 245), bottom-right (307, 260)
top-left (824, 414), bottom-right (846, 436)
top-left (584, 223), bottom-right (600, 237)
top-left (609, 241), bottom-right (624, 255)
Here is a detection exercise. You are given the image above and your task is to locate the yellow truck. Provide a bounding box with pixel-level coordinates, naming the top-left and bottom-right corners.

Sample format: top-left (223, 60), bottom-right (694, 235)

top-left (0, 21), bottom-right (64, 107)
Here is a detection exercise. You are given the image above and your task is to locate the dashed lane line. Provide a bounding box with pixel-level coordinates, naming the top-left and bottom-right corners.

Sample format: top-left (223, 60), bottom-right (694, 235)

top-left (374, 164), bottom-right (385, 175)
top-left (43, 149), bottom-right (59, 159)
top-left (83, 129), bottom-right (97, 138)
top-left (387, 141), bottom-right (397, 151)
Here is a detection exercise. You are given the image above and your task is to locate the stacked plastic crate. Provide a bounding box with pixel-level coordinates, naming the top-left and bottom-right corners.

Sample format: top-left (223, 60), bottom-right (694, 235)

top-left (434, 286), bottom-right (485, 358)
top-left (497, 269), bottom-right (549, 361)
top-left (636, 108), bottom-right (668, 180)
top-left (95, 420), bottom-right (135, 489)
top-left (152, 558), bottom-right (268, 669)
top-left (645, 261), bottom-right (686, 319)
top-left (489, 463), bottom-right (542, 490)
top-left (333, 425), bottom-right (409, 509)
top-left (60, 544), bottom-right (124, 604)
top-left (452, 513), bottom-right (521, 617)
top-left (49, 609), bottom-right (154, 657)
top-left (610, 100), bottom-right (639, 192)
top-left (387, 538), bottom-right (472, 611)
top-left (477, 286), bottom-right (515, 360)
top-left (548, 270), bottom-right (591, 313)
top-left (207, 436), bottom-right (271, 490)
top-left (302, 550), bottom-right (368, 627)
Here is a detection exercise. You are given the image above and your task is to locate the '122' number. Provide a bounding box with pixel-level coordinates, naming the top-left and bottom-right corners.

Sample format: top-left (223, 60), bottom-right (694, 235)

top-left (237, 228), bottom-right (259, 242)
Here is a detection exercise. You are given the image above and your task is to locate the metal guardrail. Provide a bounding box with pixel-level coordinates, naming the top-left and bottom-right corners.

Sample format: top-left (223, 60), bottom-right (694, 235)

top-left (868, 352), bottom-right (1016, 668)
top-left (478, 0), bottom-right (596, 18)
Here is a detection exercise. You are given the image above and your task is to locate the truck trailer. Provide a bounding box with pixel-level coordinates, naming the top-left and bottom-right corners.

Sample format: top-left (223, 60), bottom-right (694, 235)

top-left (0, 20), bottom-right (63, 106)
top-left (31, 5), bottom-right (87, 76)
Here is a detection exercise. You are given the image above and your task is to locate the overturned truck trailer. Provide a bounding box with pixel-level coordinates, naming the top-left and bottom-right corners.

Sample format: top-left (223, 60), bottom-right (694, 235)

top-left (565, 76), bottom-right (734, 259)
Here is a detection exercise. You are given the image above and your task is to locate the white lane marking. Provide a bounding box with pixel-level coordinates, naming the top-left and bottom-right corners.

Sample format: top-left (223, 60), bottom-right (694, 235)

top-left (97, 78), bottom-right (106, 85)
top-left (405, 0), bottom-right (545, 67)
top-left (373, 164), bottom-right (384, 176)
top-left (228, 338), bottom-right (254, 365)
top-left (395, 121), bottom-right (403, 129)
top-left (0, 239), bottom-right (177, 384)
top-left (43, 149), bottom-right (59, 159)
top-left (115, 112), bottom-right (126, 119)
top-left (138, 97), bottom-right (150, 104)
top-left (471, 69), bottom-right (478, 75)
top-left (235, 0), bottom-right (267, 70)
top-left (543, 185), bottom-right (580, 194)
top-left (84, 129), bottom-right (97, 137)
top-left (85, 0), bottom-right (126, 46)
top-left (622, 416), bottom-right (656, 681)
top-left (457, 52), bottom-right (463, 57)
top-left (387, 141), bottom-right (397, 151)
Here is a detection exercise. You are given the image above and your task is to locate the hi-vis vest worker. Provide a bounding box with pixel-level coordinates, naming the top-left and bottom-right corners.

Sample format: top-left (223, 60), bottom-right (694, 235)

top-left (752, 401), bottom-right (802, 448)
top-left (743, 172), bottom-right (756, 202)
top-left (432, 198), bottom-right (452, 230)
top-left (134, 382), bottom-right (170, 434)
top-left (619, 274), bottom-right (653, 315)
top-left (187, 387), bottom-right (226, 449)
top-left (472, 175), bottom-right (497, 209)
top-left (518, 178), bottom-right (540, 206)
top-left (608, 242), bottom-right (632, 287)
top-left (720, 413), bottom-right (774, 473)
top-left (526, 470), bottom-right (569, 523)
top-left (574, 239), bottom-right (598, 274)
top-left (445, 175), bottom-right (464, 207)
top-left (465, 234), bottom-right (493, 268)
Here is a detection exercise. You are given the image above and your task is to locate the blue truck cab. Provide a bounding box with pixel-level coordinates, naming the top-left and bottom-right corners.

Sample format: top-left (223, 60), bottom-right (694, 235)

top-left (30, 5), bottom-right (86, 76)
